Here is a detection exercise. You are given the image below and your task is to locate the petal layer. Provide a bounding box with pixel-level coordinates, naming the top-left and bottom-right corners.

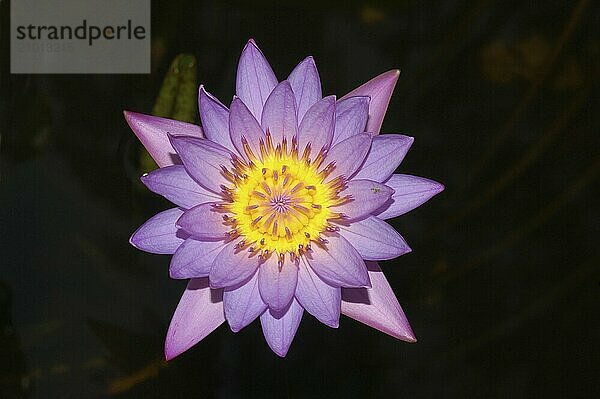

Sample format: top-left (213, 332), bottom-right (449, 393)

top-left (353, 134), bottom-right (413, 182)
top-left (258, 256), bottom-right (299, 312)
top-left (288, 56), bottom-right (322, 121)
top-left (305, 234), bottom-right (370, 288)
top-left (295, 257), bottom-right (341, 328)
top-left (141, 165), bottom-right (221, 209)
top-left (260, 299), bottom-right (304, 357)
top-left (236, 39), bottom-right (278, 120)
top-left (375, 174), bottom-right (444, 219)
top-left (229, 97), bottom-right (265, 160)
top-left (261, 80), bottom-right (298, 145)
top-left (165, 278), bottom-right (225, 360)
top-left (324, 133), bottom-right (372, 182)
top-left (341, 262), bottom-right (416, 342)
top-left (176, 203), bottom-right (229, 240)
top-left (198, 86), bottom-right (235, 151)
top-left (337, 216), bottom-right (411, 261)
top-left (129, 208), bottom-right (185, 254)
top-left (223, 270), bottom-right (267, 332)
top-left (332, 179), bottom-right (394, 221)
top-left (341, 70), bottom-right (400, 135)
top-left (170, 239), bottom-right (229, 279)
top-left (333, 96), bottom-right (369, 144)
top-left (209, 241), bottom-right (260, 288)
top-left (298, 96), bottom-right (335, 156)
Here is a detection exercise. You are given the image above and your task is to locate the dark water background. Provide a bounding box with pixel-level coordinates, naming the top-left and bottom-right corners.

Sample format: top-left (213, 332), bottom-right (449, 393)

top-left (1, 0), bottom-right (598, 398)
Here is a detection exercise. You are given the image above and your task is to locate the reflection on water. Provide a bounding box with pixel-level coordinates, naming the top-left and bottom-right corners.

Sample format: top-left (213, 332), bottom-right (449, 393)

top-left (1, 0), bottom-right (598, 397)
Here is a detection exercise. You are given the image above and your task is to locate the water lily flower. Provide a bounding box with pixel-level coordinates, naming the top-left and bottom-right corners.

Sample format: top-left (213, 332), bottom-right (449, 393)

top-left (126, 39), bottom-right (444, 358)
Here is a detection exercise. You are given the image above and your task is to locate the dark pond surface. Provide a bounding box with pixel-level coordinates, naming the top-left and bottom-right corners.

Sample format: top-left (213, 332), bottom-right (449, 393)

top-left (1, 0), bottom-right (598, 398)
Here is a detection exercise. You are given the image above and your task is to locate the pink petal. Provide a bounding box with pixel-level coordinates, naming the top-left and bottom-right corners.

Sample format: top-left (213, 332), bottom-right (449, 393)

top-left (297, 95), bottom-right (336, 157)
top-left (124, 111), bottom-right (203, 167)
top-left (198, 86), bottom-right (235, 151)
top-left (323, 133), bottom-right (372, 182)
top-left (176, 203), bottom-right (229, 240)
top-left (287, 56), bottom-right (322, 121)
top-left (258, 256), bottom-right (299, 312)
top-left (353, 134), bottom-right (413, 182)
top-left (375, 174), bottom-right (445, 219)
top-left (236, 39), bottom-right (278, 120)
top-left (141, 165), bottom-right (221, 209)
top-left (341, 262), bottom-right (416, 342)
top-left (164, 278), bottom-right (225, 360)
top-left (260, 299), bottom-right (304, 357)
top-left (209, 241), bottom-right (260, 289)
top-left (129, 208), bottom-right (185, 254)
top-left (223, 271), bottom-right (267, 332)
top-left (305, 234), bottom-right (370, 288)
top-left (170, 238), bottom-right (229, 279)
top-left (332, 179), bottom-right (394, 221)
top-left (337, 216), bottom-right (411, 261)
top-left (261, 80), bottom-right (298, 145)
top-left (333, 96), bottom-right (370, 145)
top-left (229, 97), bottom-right (265, 161)
top-left (168, 135), bottom-right (234, 194)
top-left (295, 257), bottom-right (341, 328)
top-left (341, 70), bottom-right (400, 135)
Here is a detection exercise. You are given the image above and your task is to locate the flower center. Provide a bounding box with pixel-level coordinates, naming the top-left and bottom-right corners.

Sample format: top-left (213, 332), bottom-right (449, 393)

top-left (216, 132), bottom-right (348, 261)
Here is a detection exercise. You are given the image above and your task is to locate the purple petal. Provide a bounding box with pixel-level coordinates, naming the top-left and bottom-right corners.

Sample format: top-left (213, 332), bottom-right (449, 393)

top-left (305, 234), bottom-right (370, 288)
top-left (353, 134), bottom-right (413, 182)
top-left (168, 135), bottom-right (233, 194)
top-left (295, 257), bottom-right (341, 328)
top-left (258, 256), bottom-right (299, 312)
top-left (337, 216), bottom-right (411, 261)
top-left (341, 262), bottom-right (416, 342)
top-left (261, 80), bottom-right (298, 145)
top-left (124, 111), bottom-right (203, 167)
top-left (332, 179), bottom-right (394, 221)
top-left (341, 70), bottom-right (400, 135)
top-left (198, 86), bottom-right (235, 151)
top-left (129, 208), bottom-right (185, 254)
top-left (323, 133), bottom-right (372, 182)
top-left (229, 97), bottom-right (265, 161)
top-left (298, 95), bottom-right (335, 157)
top-left (164, 278), bottom-right (225, 360)
top-left (209, 241), bottom-right (260, 288)
top-left (236, 39), bottom-right (278, 120)
top-left (170, 238), bottom-right (229, 279)
top-left (375, 174), bottom-right (445, 220)
top-left (141, 165), bottom-right (221, 209)
top-left (223, 271), bottom-right (267, 332)
top-left (287, 56), bottom-right (322, 121)
top-left (260, 299), bottom-right (304, 357)
top-left (333, 96), bottom-right (370, 145)
top-left (176, 203), bottom-right (229, 240)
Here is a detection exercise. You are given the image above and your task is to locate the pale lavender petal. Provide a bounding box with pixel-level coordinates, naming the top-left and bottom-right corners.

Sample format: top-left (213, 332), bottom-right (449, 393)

top-left (170, 238), bottom-right (229, 279)
top-left (353, 134), bottom-right (413, 182)
top-left (223, 271), bottom-right (267, 332)
top-left (164, 278), bottom-right (225, 360)
top-left (341, 70), bottom-right (400, 135)
top-left (341, 262), bottom-right (416, 342)
top-left (141, 165), bottom-right (221, 209)
top-left (260, 299), bottom-right (304, 357)
top-left (323, 133), bottom-right (371, 182)
top-left (333, 96), bottom-right (369, 144)
top-left (169, 135), bottom-right (233, 194)
top-left (236, 39), bottom-right (278, 120)
top-left (305, 234), bottom-right (370, 288)
top-left (124, 111), bottom-right (203, 167)
top-left (209, 241), bottom-right (260, 288)
top-left (176, 203), bottom-right (229, 240)
top-left (375, 174), bottom-right (445, 220)
top-left (287, 56), bottom-right (322, 121)
top-left (258, 256), bottom-right (299, 312)
top-left (261, 80), bottom-right (298, 145)
top-left (229, 97), bottom-right (265, 160)
top-left (198, 86), bottom-right (235, 151)
top-left (298, 95), bottom-right (335, 157)
top-left (332, 179), bottom-right (394, 221)
top-left (129, 208), bottom-right (185, 254)
top-left (337, 216), bottom-right (411, 261)
top-left (295, 257), bottom-right (341, 328)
